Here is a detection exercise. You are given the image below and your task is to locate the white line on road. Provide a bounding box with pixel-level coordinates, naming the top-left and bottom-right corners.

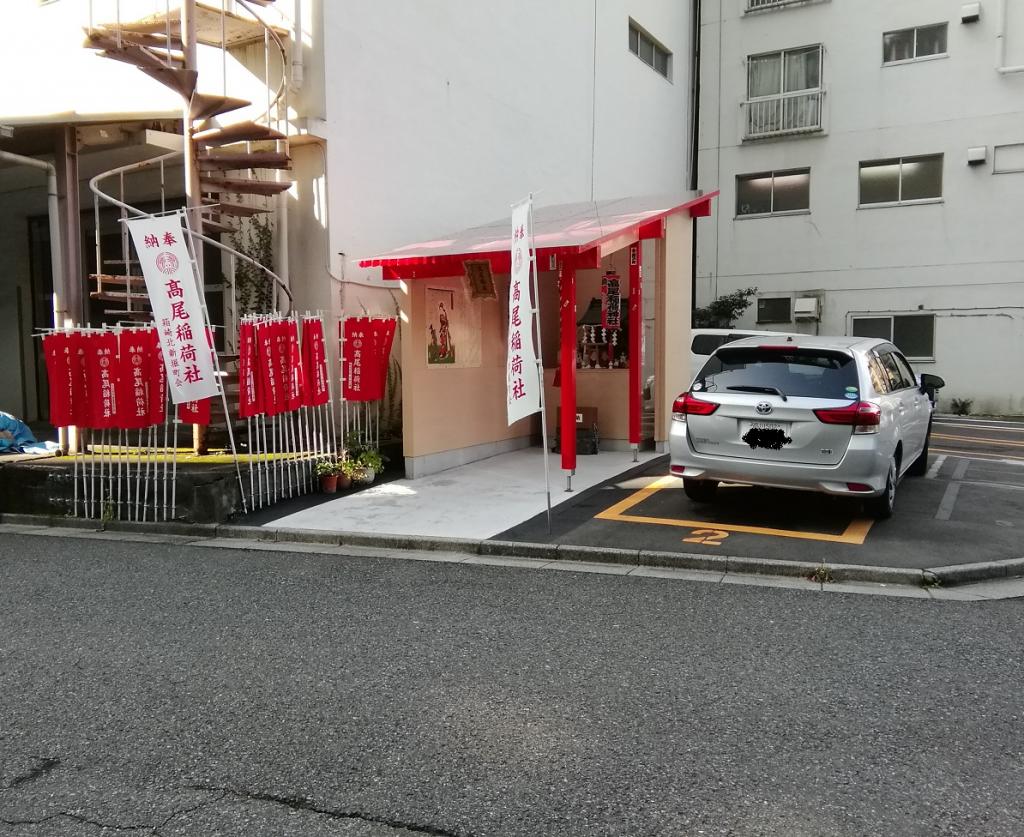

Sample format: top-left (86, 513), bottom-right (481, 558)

top-left (935, 458), bottom-right (970, 521)
top-left (935, 483), bottom-right (962, 521)
top-left (926, 454), bottom-right (946, 479)
top-left (934, 420), bottom-right (1024, 433)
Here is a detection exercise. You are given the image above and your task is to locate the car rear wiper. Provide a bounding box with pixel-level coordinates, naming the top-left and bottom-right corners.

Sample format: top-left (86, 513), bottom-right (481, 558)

top-left (727, 385), bottom-right (788, 402)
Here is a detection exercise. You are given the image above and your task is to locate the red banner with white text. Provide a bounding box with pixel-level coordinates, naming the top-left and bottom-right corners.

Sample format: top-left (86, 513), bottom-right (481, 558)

top-left (342, 317), bottom-right (396, 402)
top-left (301, 318), bottom-right (330, 407)
top-left (82, 331), bottom-right (120, 429)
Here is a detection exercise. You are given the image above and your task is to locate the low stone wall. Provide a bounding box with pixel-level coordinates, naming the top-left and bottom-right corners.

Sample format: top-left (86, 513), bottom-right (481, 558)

top-left (0, 459), bottom-right (242, 523)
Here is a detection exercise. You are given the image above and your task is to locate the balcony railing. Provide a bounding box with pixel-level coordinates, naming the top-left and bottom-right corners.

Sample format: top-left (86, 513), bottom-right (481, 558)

top-left (743, 90), bottom-right (824, 139)
top-left (746, 0), bottom-right (812, 10)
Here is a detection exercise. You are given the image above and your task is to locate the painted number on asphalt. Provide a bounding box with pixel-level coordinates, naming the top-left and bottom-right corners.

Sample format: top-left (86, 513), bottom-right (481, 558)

top-left (683, 529), bottom-right (730, 546)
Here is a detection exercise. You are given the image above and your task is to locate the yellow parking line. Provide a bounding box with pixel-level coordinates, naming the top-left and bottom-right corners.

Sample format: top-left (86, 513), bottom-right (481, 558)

top-left (931, 447), bottom-right (1024, 463)
top-left (932, 433), bottom-right (1024, 447)
top-left (595, 476), bottom-right (874, 545)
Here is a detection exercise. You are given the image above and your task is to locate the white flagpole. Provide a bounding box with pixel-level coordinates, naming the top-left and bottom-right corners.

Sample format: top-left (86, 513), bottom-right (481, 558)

top-left (527, 197), bottom-right (552, 534)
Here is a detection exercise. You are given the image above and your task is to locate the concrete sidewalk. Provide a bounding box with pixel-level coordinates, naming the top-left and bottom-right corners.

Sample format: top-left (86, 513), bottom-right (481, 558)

top-left (262, 447), bottom-right (662, 540)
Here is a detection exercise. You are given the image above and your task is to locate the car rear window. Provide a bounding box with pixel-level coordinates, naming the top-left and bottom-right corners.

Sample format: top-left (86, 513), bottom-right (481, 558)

top-left (691, 333), bottom-right (757, 355)
top-left (693, 347), bottom-right (860, 400)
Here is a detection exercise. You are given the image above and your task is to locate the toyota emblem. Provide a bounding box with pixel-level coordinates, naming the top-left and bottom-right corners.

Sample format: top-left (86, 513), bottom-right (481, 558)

top-left (755, 401), bottom-right (773, 415)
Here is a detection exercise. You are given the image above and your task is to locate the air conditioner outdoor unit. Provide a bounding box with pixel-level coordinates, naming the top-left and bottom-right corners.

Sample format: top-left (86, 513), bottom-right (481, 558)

top-left (793, 297), bottom-right (820, 321)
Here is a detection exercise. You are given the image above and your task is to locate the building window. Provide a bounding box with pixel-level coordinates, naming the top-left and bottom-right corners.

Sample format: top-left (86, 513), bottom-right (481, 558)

top-left (883, 23), bottom-right (948, 64)
top-left (629, 21), bottom-right (671, 79)
top-left (744, 45), bottom-right (823, 139)
top-left (852, 314), bottom-right (935, 360)
top-left (757, 297), bottom-right (792, 324)
top-left (737, 169), bottom-right (810, 216)
top-left (859, 154), bottom-right (942, 206)
top-left (994, 143), bottom-right (1024, 174)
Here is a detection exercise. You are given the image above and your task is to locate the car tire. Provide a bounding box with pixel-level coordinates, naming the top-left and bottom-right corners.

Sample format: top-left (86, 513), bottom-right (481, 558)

top-left (865, 458), bottom-right (897, 519)
top-left (907, 422), bottom-right (932, 477)
top-left (683, 478), bottom-right (718, 503)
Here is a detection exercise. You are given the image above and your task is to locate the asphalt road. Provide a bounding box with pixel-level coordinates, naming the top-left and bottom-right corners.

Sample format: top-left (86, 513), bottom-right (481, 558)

top-left (500, 416), bottom-right (1024, 568)
top-left (2, 532), bottom-right (1023, 836)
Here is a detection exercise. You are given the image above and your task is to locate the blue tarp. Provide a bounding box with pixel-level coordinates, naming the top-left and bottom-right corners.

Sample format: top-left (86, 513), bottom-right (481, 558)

top-left (0, 411), bottom-right (57, 455)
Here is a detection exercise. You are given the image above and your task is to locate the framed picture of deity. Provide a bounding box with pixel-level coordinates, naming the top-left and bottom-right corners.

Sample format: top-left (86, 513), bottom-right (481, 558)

top-left (426, 285), bottom-right (481, 368)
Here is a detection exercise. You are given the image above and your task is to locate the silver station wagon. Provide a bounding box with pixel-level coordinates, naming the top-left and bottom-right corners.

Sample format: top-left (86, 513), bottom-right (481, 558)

top-left (669, 336), bottom-right (945, 518)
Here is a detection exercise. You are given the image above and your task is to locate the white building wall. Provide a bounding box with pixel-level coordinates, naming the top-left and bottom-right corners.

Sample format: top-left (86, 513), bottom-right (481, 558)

top-left (317, 0), bottom-right (691, 314)
top-left (697, 0), bottom-right (1024, 414)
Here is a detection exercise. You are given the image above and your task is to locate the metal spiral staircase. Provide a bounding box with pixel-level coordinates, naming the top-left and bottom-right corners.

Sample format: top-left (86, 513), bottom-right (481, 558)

top-left (83, 0), bottom-right (293, 450)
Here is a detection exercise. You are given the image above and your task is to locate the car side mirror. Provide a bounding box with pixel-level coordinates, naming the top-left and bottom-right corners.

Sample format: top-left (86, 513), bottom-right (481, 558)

top-left (918, 373), bottom-right (945, 401)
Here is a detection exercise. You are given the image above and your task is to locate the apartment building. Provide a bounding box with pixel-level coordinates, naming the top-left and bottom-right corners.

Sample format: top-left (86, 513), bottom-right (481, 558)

top-left (696, 0), bottom-right (1024, 413)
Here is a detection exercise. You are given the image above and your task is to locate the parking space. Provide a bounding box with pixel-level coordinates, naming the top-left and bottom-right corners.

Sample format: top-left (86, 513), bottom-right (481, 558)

top-left (497, 416), bottom-right (1024, 570)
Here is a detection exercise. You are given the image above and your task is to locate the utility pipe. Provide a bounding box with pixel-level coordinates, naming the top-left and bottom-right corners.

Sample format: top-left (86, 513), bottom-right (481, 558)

top-left (0, 151), bottom-right (67, 329)
top-left (997, 0), bottom-right (1024, 74)
top-left (1, 149), bottom-right (68, 449)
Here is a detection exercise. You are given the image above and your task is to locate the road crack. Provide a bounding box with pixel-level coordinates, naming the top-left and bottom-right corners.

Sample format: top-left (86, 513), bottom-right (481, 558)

top-left (1, 786), bottom-right (226, 835)
top-left (0, 811), bottom-right (150, 832)
top-left (189, 784), bottom-right (473, 836)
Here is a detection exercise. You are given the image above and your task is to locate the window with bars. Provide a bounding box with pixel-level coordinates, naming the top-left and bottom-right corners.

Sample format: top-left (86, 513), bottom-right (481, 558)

top-left (744, 45), bottom-right (823, 138)
top-left (736, 169), bottom-right (810, 216)
top-left (883, 23), bottom-right (948, 64)
top-left (629, 21), bottom-right (671, 79)
top-left (859, 155), bottom-right (943, 206)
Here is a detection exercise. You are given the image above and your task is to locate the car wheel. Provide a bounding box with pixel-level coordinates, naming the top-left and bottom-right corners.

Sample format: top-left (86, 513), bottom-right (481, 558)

top-left (683, 478), bottom-right (718, 503)
top-left (865, 458), bottom-right (897, 519)
top-left (907, 422), bottom-right (932, 477)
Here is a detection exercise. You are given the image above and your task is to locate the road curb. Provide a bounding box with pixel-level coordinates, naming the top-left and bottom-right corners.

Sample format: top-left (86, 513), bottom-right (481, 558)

top-left (3, 512), bottom-right (1021, 589)
top-left (925, 557), bottom-right (1024, 586)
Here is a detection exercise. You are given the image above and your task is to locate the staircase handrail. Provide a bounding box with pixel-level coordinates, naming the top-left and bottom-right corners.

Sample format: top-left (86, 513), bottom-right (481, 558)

top-left (88, 148), bottom-right (293, 314)
top-left (236, 0), bottom-right (289, 134)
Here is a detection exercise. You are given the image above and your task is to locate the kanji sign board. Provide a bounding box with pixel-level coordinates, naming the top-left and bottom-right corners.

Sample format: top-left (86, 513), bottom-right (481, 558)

top-left (126, 214), bottom-right (220, 404)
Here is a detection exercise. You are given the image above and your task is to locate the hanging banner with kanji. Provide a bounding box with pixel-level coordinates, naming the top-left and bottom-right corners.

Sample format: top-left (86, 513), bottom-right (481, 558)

top-left (284, 318), bottom-right (303, 412)
top-left (238, 319), bottom-right (261, 419)
top-left (601, 272), bottom-right (622, 329)
top-left (301, 317), bottom-right (330, 407)
top-left (256, 319), bottom-right (285, 416)
top-left (342, 317), bottom-right (395, 402)
top-left (83, 330), bottom-right (120, 429)
top-left (126, 213), bottom-right (219, 404)
top-left (177, 398), bottom-right (211, 425)
top-left (506, 198), bottom-right (541, 425)
top-left (41, 332), bottom-right (76, 427)
top-left (117, 329), bottom-right (153, 430)
top-left (145, 327), bottom-right (167, 426)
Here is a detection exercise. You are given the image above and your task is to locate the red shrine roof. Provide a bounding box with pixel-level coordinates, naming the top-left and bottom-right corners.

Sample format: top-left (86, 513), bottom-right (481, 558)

top-left (357, 192), bottom-right (717, 279)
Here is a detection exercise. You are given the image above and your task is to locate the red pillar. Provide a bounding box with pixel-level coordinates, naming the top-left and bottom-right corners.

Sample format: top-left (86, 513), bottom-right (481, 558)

top-left (559, 256), bottom-right (577, 479)
top-left (628, 242), bottom-right (643, 451)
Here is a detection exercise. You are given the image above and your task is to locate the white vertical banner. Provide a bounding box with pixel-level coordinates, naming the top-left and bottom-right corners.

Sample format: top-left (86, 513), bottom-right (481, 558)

top-left (507, 198), bottom-right (541, 425)
top-left (126, 213), bottom-right (220, 404)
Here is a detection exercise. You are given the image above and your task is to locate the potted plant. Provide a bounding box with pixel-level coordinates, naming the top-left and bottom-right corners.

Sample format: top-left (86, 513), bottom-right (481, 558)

top-left (315, 458), bottom-right (341, 493)
top-left (337, 457), bottom-right (358, 490)
top-left (352, 448), bottom-right (385, 486)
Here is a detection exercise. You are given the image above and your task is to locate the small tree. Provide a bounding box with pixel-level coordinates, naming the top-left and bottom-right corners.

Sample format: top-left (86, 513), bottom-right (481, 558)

top-left (693, 287), bottom-right (758, 328)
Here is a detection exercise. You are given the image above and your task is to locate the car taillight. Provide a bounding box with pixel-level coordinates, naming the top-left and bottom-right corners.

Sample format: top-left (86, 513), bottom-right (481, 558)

top-left (672, 392), bottom-right (719, 420)
top-left (814, 401), bottom-right (881, 434)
